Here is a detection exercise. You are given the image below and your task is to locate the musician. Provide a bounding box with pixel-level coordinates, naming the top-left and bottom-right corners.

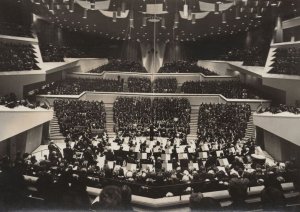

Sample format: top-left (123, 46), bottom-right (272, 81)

top-left (83, 147), bottom-right (95, 166)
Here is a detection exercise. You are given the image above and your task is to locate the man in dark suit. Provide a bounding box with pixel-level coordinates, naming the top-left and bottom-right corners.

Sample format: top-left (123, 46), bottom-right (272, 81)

top-left (63, 144), bottom-right (74, 163)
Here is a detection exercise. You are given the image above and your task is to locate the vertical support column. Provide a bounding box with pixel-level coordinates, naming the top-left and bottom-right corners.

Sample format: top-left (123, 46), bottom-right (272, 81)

top-left (274, 16), bottom-right (283, 43)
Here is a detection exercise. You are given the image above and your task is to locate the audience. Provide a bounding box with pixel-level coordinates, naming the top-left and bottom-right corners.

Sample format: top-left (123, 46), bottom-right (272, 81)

top-left (219, 46), bottom-right (268, 67)
top-left (37, 77), bottom-right (124, 95)
top-left (113, 97), bottom-right (152, 136)
top-left (198, 103), bottom-right (251, 144)
top-left (113, 97), bottom-right (190, 136)
top-left (2, 131), bottom-right (296, 200)
top-left (54, 100), bottom-right (106, 139)
top-left (127, 77), bottom-right (179, 93)
top-left (153, 78), bottom-right (178, 93)
top-left (90, 59), bottom-right (147, 73)
top-left (2, 148), bottom-right (296, 210)
top-left (39, 44), bottom-right (86, 62)
top-left (181, 80), bottom-right (262, 99)
top-left (0, 93), bottom-right (48, 109)
top-left (152, 98), bottom-right (191, 135)
top-left (128, 77), bottom-right (152, 93)
top-left (0, 42), bottom-right (40, 71)
top-left (269, 47), bottom-right (300, 76)
top-left (0, 22), bottom-right (32, 38)
top-left (158, 61), bottom-right (218, 75)
top-left (257, 104), bottom-right (300, 114)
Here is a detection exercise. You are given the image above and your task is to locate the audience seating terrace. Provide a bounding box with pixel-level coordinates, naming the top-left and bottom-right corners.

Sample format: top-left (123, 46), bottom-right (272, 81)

top-left (0, 42), bottom-right (40, 71)
top-left (268, 47), bottom-right (300, 76)
top-left (127, 77), bottom-right (152, 93)
top-left (0, 93), bottom-right (48, 109)
top-left (37, 78), bottom-right (124, 95)
top-left (113, 97), bottom-right (190, 137)
top-left (158, 61), bottom-right (218, 75)
top-left (89, 59), bottom-right (147, 73)
top-left (0, 22), bottom-right (32, 38)
top-left (54, 100), bottom-right (106, 139)
top-left (219, 46), bottom-right (268, 66)
top-left (181, 80), bottom-right (262, 99)
top-left (153, 78), bottom-right (178, 93)
top-left (198, 103), bottom-right (251, 144)
top-left (152, 98), bottom-right (191, 135)
top-left (39, 44), bottom-right (86, 62)
top-left (113, 97), bottom-right (152, 136)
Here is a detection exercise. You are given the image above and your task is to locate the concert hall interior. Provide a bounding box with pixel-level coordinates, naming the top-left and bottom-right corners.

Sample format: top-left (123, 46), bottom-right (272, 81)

top-left (0, 0), bottom-right (300, 211)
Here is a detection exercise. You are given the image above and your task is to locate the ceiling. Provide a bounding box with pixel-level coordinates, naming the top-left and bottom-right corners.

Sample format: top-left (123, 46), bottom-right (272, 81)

top-left (28, 0), bottom-right (299, 43)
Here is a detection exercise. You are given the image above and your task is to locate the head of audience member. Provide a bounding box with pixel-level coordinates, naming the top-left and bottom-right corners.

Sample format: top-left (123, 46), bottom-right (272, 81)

top-left (261, 187), bottom-right (286, 210)
top-left (228, 178), bottom-right (249, 208)
top-left (189, 192), bottom-right (203, 210)
top-left (99, 185), bottom-right (123, 210)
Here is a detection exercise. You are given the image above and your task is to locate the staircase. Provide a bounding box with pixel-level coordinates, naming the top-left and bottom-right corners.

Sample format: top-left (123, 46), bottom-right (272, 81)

top-left (49, 112), bottom-right (65, 142)
top-left (243, 113), bottom-right (255, 141)
top-left (264, 47), bottom-right (277, 73)
top-left (31, 43), bottom-right (44, 67)
top-left (106, 104), bottom-right (116, 138)
top-left (187, 106), bottom-right (199, 141)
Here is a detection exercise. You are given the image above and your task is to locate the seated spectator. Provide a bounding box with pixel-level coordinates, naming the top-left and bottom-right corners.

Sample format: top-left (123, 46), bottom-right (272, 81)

top-left (182, 80), bottom-right (262, 99)
top-left (269, 47), bottom-right (300, 76)
top-left (37, 77), bottom-right (124, 95)
top-left (226, 178), bottom-right (250, 210)
top-left (0, 42), bottom-right (40, 71)
top-left (153, 78), bottom-right (178, 93)
top-left (121, 185), bottom-right (133, 210)
top-left (128, 77), bottom-right (152, 93)
top-left (0, 155), bottom-right (27, 210)
top-left (158, 60), bottom-right (218, 75)
top-left (90, 59), bottom-right (147, 73)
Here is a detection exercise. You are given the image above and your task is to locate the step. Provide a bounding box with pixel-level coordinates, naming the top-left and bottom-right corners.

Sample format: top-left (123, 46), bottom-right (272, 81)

top-left (49, 137), bottom-right (65, 140)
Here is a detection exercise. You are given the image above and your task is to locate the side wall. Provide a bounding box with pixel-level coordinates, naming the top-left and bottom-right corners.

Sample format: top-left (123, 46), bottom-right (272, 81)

top-left (0, 123), bottom-right (45, 159)
top-left (257, 129), bottom-right (300, 167)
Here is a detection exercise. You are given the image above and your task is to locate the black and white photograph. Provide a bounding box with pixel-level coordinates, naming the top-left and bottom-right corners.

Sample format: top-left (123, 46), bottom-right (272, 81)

top-left (0, 0), bottom-right (299, 211)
